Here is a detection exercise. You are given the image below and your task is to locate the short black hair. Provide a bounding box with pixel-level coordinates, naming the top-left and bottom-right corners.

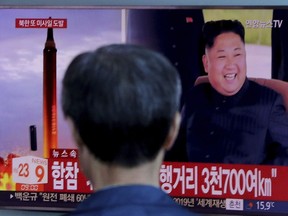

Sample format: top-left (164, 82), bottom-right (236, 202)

top-left (61, 44), bottom-right (181, 167)
top-left (202, 19), bottom-right (245, 49)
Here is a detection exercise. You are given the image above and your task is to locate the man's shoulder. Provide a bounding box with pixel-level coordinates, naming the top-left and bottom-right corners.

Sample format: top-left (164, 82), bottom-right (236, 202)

top-left (66, 208), bottom-right (197, 216)
top-left (188, 82), bottom-right (212, 98)
top-left (65, 200), bottom-right (197, 216)
top-left (248, 79), bottom-right (277, 93)
top-left (192, 81), bottom-right (212, 90)
top-left (248, 79), bottom-right (280, 99)
top-left (65, 185), bottom-right (199, 216)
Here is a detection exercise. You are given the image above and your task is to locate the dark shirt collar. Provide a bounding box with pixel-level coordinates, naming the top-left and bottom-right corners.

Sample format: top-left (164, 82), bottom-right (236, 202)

top-left (211, 77), bottom-right (249, 105)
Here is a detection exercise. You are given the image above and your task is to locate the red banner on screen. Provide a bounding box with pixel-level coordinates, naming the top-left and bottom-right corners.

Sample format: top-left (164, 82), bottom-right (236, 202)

top-left (15, 18), bottom-right (67, 28)
top-left (160, 162), bottom-right (288, 201)
top-left (45, 158), bottom-right (92, 193)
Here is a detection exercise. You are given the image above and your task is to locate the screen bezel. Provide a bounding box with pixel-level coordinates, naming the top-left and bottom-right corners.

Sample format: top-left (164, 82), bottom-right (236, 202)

top-left (0, 1), bottom-right (287, 215)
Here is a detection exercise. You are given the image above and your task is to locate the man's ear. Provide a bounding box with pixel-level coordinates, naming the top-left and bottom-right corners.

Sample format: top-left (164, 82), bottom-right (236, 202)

top-left (202, 54), bottom-right (209, 74)
top-left (163, 112), bottom-right (181, 151)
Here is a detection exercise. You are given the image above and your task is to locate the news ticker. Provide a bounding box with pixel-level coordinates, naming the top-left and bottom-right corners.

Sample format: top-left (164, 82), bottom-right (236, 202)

top-left (2, 150), bottom-right (288, 214)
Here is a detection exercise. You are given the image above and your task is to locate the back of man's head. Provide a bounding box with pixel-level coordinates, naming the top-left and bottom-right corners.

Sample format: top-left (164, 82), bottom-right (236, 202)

top-left (61, 44), bottom-right (181, 167)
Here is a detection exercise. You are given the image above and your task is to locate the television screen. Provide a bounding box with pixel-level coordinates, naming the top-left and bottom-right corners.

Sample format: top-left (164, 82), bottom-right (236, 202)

top-left (0, 5), bottom-right (287, 216)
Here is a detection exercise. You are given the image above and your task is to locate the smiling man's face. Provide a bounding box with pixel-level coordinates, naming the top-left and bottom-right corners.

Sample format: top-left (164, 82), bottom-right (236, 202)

top-left (202, 32), bottom-right (247, 96)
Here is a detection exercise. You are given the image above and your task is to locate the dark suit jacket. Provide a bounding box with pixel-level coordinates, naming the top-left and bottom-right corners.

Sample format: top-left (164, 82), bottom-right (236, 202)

top-left (65, 185), bottom-right (196, 216)
top-left (166, 78), bottom-right (288, 165)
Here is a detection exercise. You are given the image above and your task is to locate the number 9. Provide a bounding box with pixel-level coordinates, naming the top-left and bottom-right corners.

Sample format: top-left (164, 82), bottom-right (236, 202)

top-left (35, 165), bottom-right (45, 182)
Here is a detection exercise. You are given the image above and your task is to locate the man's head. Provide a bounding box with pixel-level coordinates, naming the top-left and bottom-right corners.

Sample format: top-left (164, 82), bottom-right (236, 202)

top-left (61, 44), bottom-right (181, 169)
top-left (202, 19), bottom-right (247, 96)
